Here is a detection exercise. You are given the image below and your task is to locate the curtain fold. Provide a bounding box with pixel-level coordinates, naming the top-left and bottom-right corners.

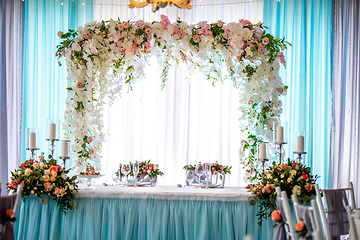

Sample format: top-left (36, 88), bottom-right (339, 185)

top-left (263, 0), bottom-right (332, 189)
top-left (21, 0), bottom-right (94, 163)
top-left (0, 0), bottom-right (24, 196)
top-left (331, 0), bottom-right (360, 203)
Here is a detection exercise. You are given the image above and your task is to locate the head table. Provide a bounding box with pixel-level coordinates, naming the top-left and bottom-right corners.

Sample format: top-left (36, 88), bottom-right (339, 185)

top-left (14, 184), bottom-right (273, 240)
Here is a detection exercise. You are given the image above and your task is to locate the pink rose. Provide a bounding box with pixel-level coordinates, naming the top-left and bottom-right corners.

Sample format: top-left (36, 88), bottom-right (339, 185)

top-left (274, 103), bottom-right (278, 109)
top-left (160, 14), bottom-right (170, 28)
top-left (57, 31), bottom-right (63, 38)
top-left (44, 182), bottom-right (52, 192)
top-left (76, 82), bottom-right (83, 88)
top-left (295, 221), bottom-right (305, 231)
top-left (61, 51), bottom-right (66, 56)
top-left (84, 32), bottom-right (92, 39)
top-left (262, 37), bottom-right (269, 45)
top-left (271, 210), bottom-right (282, 221)
top-left (248, 138), bottom-right (254, 145)
top-left (258, 47), bottom-right (264, 53)
top-left (145, 28), bottom-right (152, 35)
top-left (135, 20), bottom-right (144, 28)
top-left (205, 30), bottom-right (212, 37)
top-left (241, 139), bottom-right (246, 146)
top-left (89, 149), bottom-right (95, 155)
top-left (217, 20), bottom-right (223, 27)
top-left (193, 35), bottom-right (200, 43)
top-left (87, 136), bottom-right (93, 143)
top-left (54, 188), bottom-right (65, 198)
top-left (39, 156), bottom-right (44, 161)
top-left (220, 167), bottom-right (224, 171)
top-left (143, 169), bottom-right (147, 173)
top-left (118, 24), bottom-right (124, 31)
top-left (123, 22), bottom-right (130, 28)
top-left (278, 87), bottom-right (285, 94)
top-left (239, 19), bottom-right (252, 26)
top-left (145, 41), bottom-right (151, 52)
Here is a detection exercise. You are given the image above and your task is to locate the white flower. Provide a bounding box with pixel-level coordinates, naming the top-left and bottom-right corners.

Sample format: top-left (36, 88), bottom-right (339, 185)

top-left (293, 185), bottom-right (302, 195)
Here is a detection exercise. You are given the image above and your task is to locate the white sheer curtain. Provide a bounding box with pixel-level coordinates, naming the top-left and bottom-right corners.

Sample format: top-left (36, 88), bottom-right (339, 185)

top-left (0, 0), bottom-right (24, 195)
top-left (94, 0), bottom-right (264, 186)
top-left (331, 0), bottom-right (360, 202)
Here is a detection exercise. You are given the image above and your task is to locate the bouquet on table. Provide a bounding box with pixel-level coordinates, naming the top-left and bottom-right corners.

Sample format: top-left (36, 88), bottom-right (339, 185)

top-left (183, 162), bottom-right (232, 177)
top-left (247, 159), bottom-right (318, 225)
top-left (183, 162), bottom-right (232, 186)
top-left (118, 160), bottom-right (164, 179)
top-left (7, 157), bottom-right (78, 213)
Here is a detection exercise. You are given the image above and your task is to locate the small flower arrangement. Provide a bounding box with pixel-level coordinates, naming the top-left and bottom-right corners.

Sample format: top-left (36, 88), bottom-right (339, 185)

top-left (3, 209), bottom-right (16, 222)
top-left (118, 160), bottom-right (164, 179)
top-left (7, 157), bottom-right (79, 213)
top-left (183, 162), bottom-right (232, 177)
top-left (295, 220), bottom-right (307, 237)
top-left (271, 209), bottom-right (283, 226)
top-left (247, 159), bottom-right (318, 225)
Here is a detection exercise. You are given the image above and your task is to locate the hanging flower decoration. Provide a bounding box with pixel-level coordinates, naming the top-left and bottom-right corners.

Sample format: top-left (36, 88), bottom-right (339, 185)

top-left (55, 15), bottom-right (290, 178)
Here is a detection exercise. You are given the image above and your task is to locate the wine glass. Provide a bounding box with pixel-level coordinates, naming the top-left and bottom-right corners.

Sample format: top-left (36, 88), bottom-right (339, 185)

top-left (195, 163), bottom-right (204, 186)
top-left (112, 169), bottom-right (120, 186)
top-left (132, 160), bottom-right (140, 188)
top-left (204, 163), bottom-right (211, 189)
top-left (121, 162), bottom-right (131, 187)
top-left (186, 169), bottom-right (195, 187)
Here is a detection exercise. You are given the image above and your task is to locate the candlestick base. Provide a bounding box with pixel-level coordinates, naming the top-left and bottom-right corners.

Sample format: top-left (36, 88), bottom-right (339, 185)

top-left (59, 156), bottom-right (70, 169)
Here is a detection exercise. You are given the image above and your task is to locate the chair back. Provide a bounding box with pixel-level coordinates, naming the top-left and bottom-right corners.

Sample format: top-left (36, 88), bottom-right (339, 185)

top-left (346, 206), bottom-right (360, 240)
top-left (280, 191), bottom-right (298, 240)
top-left (0, 185), bottom-right (22, 240)
top-left (315, 182), bottom-right (355, 239)
top-left (292, 194), bottom-right (325, 240)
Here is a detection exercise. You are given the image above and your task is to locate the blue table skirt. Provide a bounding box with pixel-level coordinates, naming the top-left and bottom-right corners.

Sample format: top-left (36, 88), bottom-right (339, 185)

top-left (14, 196), bottom-right (274, 240)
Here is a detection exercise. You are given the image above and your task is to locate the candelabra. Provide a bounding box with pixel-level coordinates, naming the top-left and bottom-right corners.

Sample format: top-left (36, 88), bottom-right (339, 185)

top-left (275, 142), bottom-right (287, 164)
top-left (26, 148), bottom-right (40, 160)
top-left (293, 151), bottom-right (307, 163)
top-left (46, 138), bottom-right (59, 159)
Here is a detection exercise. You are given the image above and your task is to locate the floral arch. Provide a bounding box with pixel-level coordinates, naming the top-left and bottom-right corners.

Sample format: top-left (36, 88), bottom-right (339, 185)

top-left (56, 15), bottom-right (289, 182)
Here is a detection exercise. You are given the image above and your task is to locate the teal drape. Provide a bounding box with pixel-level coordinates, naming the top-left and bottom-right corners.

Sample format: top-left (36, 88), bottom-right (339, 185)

top-left (21, 0), bottom-right (93, 161)
top-left (15, 196), bottom-right (273, 240)
top-left (263, 0), bottom-right (332, 189)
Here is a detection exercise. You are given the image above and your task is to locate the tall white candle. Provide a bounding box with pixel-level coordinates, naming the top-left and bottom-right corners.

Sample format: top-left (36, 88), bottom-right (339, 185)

top-left (61, 141), bottom-right (69, 157)
top-left (49, 123), bottom-right (56, 139)
top-left (29, 132), bottom-right (36, 149)
top-left (277, 126), bottom-right (284, 143)
top-left (297, 135), bottom-right (305, 152)
top-left (259, 143), bottom-right (267, 159)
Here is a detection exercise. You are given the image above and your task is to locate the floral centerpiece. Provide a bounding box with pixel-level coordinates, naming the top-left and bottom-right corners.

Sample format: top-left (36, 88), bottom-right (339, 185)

top-left (183, 162), bottom-right (232, 178)
top-left (7, 157), bottom-right (78, 213)
top-left (247, 160), bottom-right (318, 225)
top-left (118, 160), bottom-right (164, 179)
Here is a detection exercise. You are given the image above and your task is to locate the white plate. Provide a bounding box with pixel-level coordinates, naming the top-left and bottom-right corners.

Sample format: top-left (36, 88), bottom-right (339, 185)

top-left (77, 174), bottom-right (104, 179)
top-left (192, 183), bottom-right (222, 188)
top-left (124, 182), bottom-right (151, 187)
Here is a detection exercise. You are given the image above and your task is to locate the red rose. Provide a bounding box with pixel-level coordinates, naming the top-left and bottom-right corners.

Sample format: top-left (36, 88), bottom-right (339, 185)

top-left (246, 184), bottom-right (250, 189)
top-left (5, 209), bottom-right (15, 219)
top-left (212, 167), bottom-right (215, 172)
top-left (220, 167), bottom-right (225, 171)
top-left (49, 165), bottom-right (59, 173)
top-left (20, 163), bottom-right (25, 167)
top-left (143, 169), bottom-right (147, 173)
top-left (302, 173), bottom-right (309, 181)
top-left (145, 166), bottom-right (149, 169)
top-left (149, 166), bottom-right (154, 171)
top-left (305, 184), bottom-right (313, 192)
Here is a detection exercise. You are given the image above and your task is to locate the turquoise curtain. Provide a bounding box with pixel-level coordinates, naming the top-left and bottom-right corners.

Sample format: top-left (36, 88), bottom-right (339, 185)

top-left (263, 0), bottom-right (332, 189)
top-left (21, 0), bottom-right (93, 161)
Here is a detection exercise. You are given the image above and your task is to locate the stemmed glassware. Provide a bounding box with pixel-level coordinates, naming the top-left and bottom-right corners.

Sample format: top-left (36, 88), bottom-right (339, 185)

top-left (204, 163), bottom-right (211, 189)
top-left (112, 169), bottom-right (120, 186)
top-left (195, 163), bottom-right (204, 186)
top-left (132, 160), bottom-right (139, 188)
top-left (121, 162), bottom-right (131, 187)
top-left (186, 169), bottom-right (195, 187)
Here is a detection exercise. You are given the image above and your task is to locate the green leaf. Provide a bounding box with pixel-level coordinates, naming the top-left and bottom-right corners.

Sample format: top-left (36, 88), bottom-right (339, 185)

top-left (42, 197), bottom-right (49, 205)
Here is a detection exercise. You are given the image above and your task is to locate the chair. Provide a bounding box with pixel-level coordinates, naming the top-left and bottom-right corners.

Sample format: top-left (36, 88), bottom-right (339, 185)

top-left (0, 185), bottom-right (22, 240)
top-left (346, 206), bottom-right (360, 240)
top-left (273, 187), bottom-right (297, 240)
top-left (315, 182), bottom-right (355, 240)
top-left (292, 194), bottom-right (325, 240)
top-left (0, 182), bottom-right (2, 196)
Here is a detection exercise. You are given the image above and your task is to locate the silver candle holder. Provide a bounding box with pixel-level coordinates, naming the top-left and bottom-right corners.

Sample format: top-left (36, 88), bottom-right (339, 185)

top-left (275, 142), bottom-right (287, 164)
top-left (46, 138), bottom-right (59, 159)
top-left (59, 156), bottom-right (70, 169)
top-left (26, 148), bottom-right (40, 160)
top-left (293, 151), bottom-right (307, 163)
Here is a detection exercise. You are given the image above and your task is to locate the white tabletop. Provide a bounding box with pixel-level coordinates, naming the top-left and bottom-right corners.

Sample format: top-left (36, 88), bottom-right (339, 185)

top-left (76, 184), bottom-right (253, 202)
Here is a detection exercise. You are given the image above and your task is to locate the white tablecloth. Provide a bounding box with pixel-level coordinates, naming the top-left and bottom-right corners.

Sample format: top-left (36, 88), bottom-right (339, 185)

top-left (76, 184), bottom-right (253, 201)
